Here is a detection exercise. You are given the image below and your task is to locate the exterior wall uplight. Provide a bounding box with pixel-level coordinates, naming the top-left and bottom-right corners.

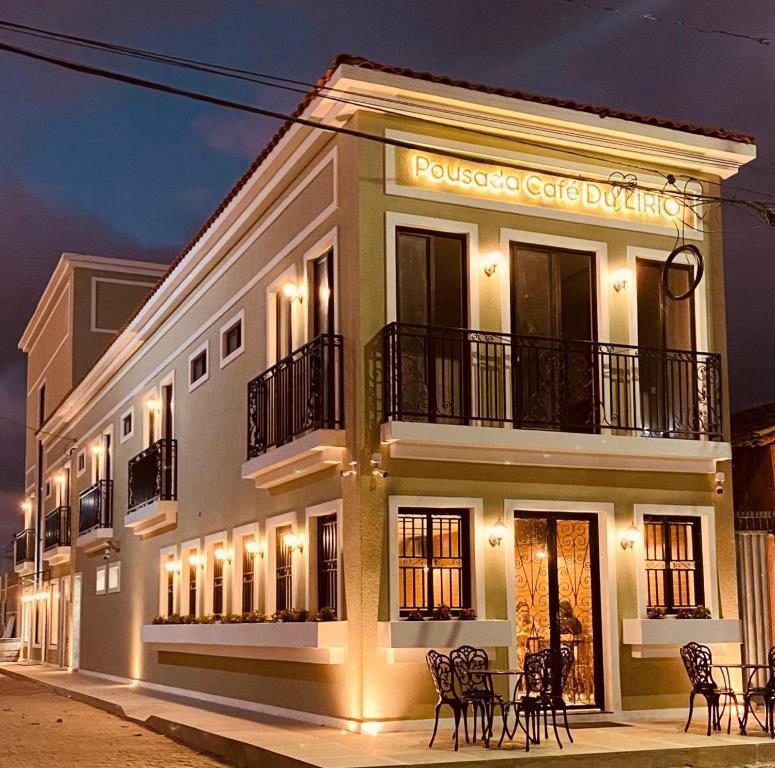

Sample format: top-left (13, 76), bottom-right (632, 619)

top-left (214, 547), bottom-right (231, 564)
top-left (612, 268), bottom-right (632, 292)
top-left (482, 250), bottom-right (504, 277)
top-left (283, 532), bottom-right (303, 554)
top-left (488, 517), bottom-right (508, 547)
top-left (620, 523), bottom-right (640, 550)
top-left (282, 282), bottom-right (303, 303)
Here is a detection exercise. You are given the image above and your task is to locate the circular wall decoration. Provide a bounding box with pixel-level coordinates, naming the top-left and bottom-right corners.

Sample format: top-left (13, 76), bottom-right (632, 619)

top-left (662, 244), bottom-right (704, 301)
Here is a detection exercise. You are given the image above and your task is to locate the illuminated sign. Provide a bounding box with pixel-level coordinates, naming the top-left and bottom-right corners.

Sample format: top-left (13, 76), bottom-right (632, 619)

top-left (392, 146), bottom-right (696, 232)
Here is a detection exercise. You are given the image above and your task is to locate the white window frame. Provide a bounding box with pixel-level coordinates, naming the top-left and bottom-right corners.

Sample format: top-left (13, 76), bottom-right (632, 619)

top-left (180, 538), bottom-right (203, 617)
top-left (108, 561), bottom-right (121, 594)
top-left (119, 406), bottom-right (135, 444)
top-left (219, 309), bottom-right (246, 369)
top-left (95, 565), bottom-right (107, 596)
top-left (264, 512), bottom-right (298, 614)
top-left (385, 212), bottom-right (480, 329)
top-left (387, 495), bottom-right (485, 622)
top-left (187, 340), bottom-right (210, 393)
top-left (203, 531), bottom-right (228, 616)
top-left (232, 522), bottom-right (260, 614)
top-left (305, 499), bottom-right (343, 618)
top-left (633, 504), bottom-right (716, 619)
top-left (158, 545), bottom-right (179, 616)
top-left (503, 498), bottom-right (620, 715)
top-left (76, 449), bottom-right (86, 478)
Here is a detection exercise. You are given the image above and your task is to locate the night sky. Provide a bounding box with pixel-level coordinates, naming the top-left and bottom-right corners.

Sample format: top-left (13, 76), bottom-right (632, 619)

top-left (0, 0), bottom-right (773, 543)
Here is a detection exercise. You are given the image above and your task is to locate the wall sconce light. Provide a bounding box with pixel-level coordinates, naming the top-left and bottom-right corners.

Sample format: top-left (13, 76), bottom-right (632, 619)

top-left (282, 282), bottom-right (303, 303)
top-left (214, 547), bottom-right (231, 564)
top-left (283, 532), bottom-right (304, 554)
top-left (91, 444), bottom-right (104, 456)
top-left (488, 517), bottom-right (508, 547)
top-left (20, 500), bottom-right (31, 513)
top-left (340, 459), bottom-right (359, 477)
top-left (620, 523), bottom-right (640, 550)
top-left (54, 474), bottom-right (66, 486)
top-left (612, 268), bottom-right (632, 292)
top-left (535, 550), bottom-right (548, 560)
top-left (370, 453), bottom-right (388, 478)
top-left (164, 559), bottom-right (181, 573)
top-left (245, 539), bottom-right (264, 558)
top-left (188, 554), bottom-right (203, 568)
top-left (146, 399), bottom-right (161, 411)
top-left (482, 250), bottom-right (504, 278)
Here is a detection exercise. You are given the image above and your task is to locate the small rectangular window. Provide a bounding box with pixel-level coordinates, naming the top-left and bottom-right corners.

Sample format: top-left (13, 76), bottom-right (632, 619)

top-left (220, 311), bottom-right (245, 367)
top-left (45, 481), bottom-right (51, 499)
top-left (108, 562), bottom-right (121, 593)
top-left (76, 450), bottom-right (86, 476)
top-left (397, 508), bottom-right (471, 617)
top-left (122, 412), bottom-right (133, 438)
top-left (225, 322), bottom-right (241, 357)
top-left (644, 515), bottom-right (705, 613)
top-left (188, 344), bottom-right (209, 391)
top-left (96, 566), bottom-right (107, 595)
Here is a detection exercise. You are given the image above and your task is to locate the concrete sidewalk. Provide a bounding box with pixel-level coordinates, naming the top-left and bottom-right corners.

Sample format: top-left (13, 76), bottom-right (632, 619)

top-left (3, 662), bottom-right (775, 768)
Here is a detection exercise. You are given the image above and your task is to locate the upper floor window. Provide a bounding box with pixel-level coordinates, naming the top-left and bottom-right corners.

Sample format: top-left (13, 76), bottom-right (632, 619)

top-left (38, 384), bottom-right (46, 427)
top-left (312, 249), bottom-right (334, 338)
top-left (220, 312), bottom-right (245, 368)
top-left (188, 344), bottom-right (209, 392)
top-left (397, 507), bottom-right (471, 617)
top-left (644, 515), bottom-right (704, 613)
top-left (76, 450), bottom-right (86, 477)
top-left (120, 408), bottom-right (134, 443)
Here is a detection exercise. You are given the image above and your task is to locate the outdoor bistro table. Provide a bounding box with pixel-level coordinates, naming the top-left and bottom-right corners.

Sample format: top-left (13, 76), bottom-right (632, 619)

top-left (476, 669), bottom-right (525, 747)
top-left (711, 663), bottom-right (769, 732)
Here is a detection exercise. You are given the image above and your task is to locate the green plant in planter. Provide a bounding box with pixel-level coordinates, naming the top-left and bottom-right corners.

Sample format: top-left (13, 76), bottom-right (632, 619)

top-left (242, 611), bottom-right (268, 623)
top-left (458, 607), bottom-right (477, 621)
top-left (406, 608), bottom-right (424, 621)
top-left (646, 607), bottom-right (666, 620)
top-left (676, 605), bottom-right (712, 619)
top-left (431, 604), bottom-right (452, 621)
top-left (196, 614), bottom-right (216, 624)
top-left (316, 607), bottom-right (337, 622)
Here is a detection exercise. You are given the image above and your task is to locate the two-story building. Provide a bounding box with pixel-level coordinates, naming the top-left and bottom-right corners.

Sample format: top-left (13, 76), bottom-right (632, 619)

top-left (12, 54), bottom-right (755, 730)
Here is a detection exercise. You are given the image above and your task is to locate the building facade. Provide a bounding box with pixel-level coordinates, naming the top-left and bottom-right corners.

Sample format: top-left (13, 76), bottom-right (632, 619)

top-left (11, 55), bottom-right (755, 730)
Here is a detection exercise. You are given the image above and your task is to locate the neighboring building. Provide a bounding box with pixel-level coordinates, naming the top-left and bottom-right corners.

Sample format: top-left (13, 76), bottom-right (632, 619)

top-left (731, 402), bottom-right (775, 670)
top-left (12, 55), bottom-right (755, 729)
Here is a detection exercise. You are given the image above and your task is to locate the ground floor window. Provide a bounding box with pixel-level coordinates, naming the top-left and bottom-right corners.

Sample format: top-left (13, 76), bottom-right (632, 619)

top-left (212, 554), bottom-right (225, 616)
top-left (316, 513), bottom-right (338, 612)
top-left (242, 538), bottom-right (256, 613)
top-left (275, 525), bottom-right (293, 611)
top-left (644, 515), bottom-right (704, 612)
top-left (397, 507), bottom-right (470, 617)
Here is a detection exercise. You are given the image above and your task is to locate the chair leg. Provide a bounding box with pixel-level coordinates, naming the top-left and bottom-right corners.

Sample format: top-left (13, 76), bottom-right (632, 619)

top-left (550, 705), bottom-right (563, 749)
top-left (562, 704), bottom-right (573, 743)
top-left (453, 704), bottom-right (461, 752)
top-left (462, 703), bottom-right (470, 744)
top-left (704, 694), bottom-right (713, 737)
top-left (429, 703), bottom-right (441, 748)
top-left (685, 691), bottom-right (696, 733)
top-left (741, 695), bottom-right (750, 735)
top-left (497, 705), bottom-right (509, 748)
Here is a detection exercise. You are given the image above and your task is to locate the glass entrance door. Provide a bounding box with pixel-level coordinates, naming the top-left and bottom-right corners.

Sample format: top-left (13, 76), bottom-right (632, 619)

top-left (514, 511), bottom-right (603, 708)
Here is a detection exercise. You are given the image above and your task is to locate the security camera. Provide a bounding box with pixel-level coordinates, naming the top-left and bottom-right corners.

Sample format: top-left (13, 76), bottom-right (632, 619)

top-left (370, 453), bottom-right (388, 478)
top-left (714, 471), bottom-right (725, 495)
top-left (102, 550), bottom-right (111, 561)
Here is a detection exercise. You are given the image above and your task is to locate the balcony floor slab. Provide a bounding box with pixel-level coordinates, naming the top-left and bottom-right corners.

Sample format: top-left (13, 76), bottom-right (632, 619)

top-left (76, 527), bottom-right (113, 553)
top-left (125, 500), bottom-right (177, 537)
top-left (42, 546), bottom-right (71, 566)
top-left (382, 421), bottom-right (731, 474)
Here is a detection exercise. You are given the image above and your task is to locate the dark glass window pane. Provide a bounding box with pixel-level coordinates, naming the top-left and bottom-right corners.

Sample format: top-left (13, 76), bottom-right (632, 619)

top-left (224, 322), bottom-right (242, 356)
top-left (397, 232), bottom-right (429, 326)
top-left (190, 351), bottom-right (207, 383)
top-left (431, 236), bottom-right (465, 328)
top-left (313, 251), bottom-right (334, 338)
top-left (317, 514), bottom-right (338, 612)
top-left (276, 525), bottom-right (293, 611)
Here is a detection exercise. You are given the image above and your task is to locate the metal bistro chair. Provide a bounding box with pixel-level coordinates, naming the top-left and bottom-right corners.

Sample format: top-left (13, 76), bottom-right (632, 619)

top-left (426, 650), bottom-right (466, 750)
top-left (680, 642), bottom-right (738, 736)
top-left (505, 646), bottom-right (574, 751)
top-left (450, 645), bottom-right (508, 746)
top-left (742, 646), bottom-right (775, 738)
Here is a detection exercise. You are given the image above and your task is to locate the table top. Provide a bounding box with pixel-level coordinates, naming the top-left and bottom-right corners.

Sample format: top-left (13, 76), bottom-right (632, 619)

top-left (712, 663), bottom-right (769, 670)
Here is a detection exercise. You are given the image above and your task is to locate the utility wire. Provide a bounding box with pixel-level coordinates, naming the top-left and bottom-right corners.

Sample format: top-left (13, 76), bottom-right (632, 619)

top-left (0, 34), bottom-right (772, 229)
top-left (0, 414), bottom-right (75, 443)
top-left (1, 17), bottom-right (772, 198)
top-left (549, 0), bottom-right (772, 47)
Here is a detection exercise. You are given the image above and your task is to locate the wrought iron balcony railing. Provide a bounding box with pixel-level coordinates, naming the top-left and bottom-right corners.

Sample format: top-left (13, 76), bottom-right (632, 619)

top-left (128, 438), bottom-right (177, 512)
top-left (14, 528), bottom-right (34, 565)
top-left (247, 333), bottom-right (344, 459)
top-left (79, 480), bottom-right (113, 534)
top-left (381, 322), bottom-right (723, 441)
top-left (735, 510), bottom-right (775, 533)
top-left (44, 506), bottom-right (71, 550)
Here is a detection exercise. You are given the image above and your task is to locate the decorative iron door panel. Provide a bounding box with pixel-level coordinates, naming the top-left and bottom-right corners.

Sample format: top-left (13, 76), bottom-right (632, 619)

top-left (514, 511), bottom-right (604, 709)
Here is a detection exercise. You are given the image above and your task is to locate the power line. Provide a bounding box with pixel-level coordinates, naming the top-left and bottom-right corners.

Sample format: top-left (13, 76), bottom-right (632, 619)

top-left (1, 17), bottom-right (771, 199)
top-left (0, 414), bottom-right (75, 443)
top-left (548, 0), bottom-right (772, 47)
top-left (0, 33), bottom-right (772, 232)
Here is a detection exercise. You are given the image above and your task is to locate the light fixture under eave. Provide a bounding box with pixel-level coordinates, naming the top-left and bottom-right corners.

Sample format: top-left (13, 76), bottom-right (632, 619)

top-left (612, 267), bottom-right (632, 292)
top-left (488, 518), bottom-right (509, 547)
top-left (482, 250), bottom-right (504, 278)
top-left (620, 523), bottom-right (640, 550)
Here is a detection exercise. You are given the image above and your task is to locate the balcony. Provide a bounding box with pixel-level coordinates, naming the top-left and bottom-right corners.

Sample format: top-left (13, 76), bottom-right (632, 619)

top-left (126, 438), bottom-right (177, 536)
top-left (735, 510), bottom-right (775, 533)
top-left (77, 480), bottom-right (113, 551)
top-left (13, 528), bottom-right (34, 575)
top-left (380, 322), bottom-right (730, 474)
top-left (43, 505), bottom-right (71, 565)
top-left (242, 334), bottom-right (346, 489)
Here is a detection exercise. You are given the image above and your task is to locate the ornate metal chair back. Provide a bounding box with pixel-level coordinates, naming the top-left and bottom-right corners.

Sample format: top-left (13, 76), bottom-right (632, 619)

top-left (450, 645), bottom-right (489, 697)
top-left (537, 646), bottom-right (573, 698)
top-left (764, 646), bottom-right (775, 697)
top-left (523, 650), bottom-right (549, 696)
top-left (680, 642), bottom-right (716, 691)
top-left (426, 650), bottom-right (458, 702)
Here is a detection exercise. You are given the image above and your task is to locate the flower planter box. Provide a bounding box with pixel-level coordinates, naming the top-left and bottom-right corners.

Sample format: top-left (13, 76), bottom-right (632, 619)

top-left (140, 621), bottom-right (347, 664)
top-left (378, 619), bottom-right (512, 662)
top-left (622, 618), bottom-right (741, 658)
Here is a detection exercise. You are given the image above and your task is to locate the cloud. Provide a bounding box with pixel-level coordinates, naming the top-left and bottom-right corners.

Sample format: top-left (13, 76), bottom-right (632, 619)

top-left (192, 111), bottom-right (276, 160)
